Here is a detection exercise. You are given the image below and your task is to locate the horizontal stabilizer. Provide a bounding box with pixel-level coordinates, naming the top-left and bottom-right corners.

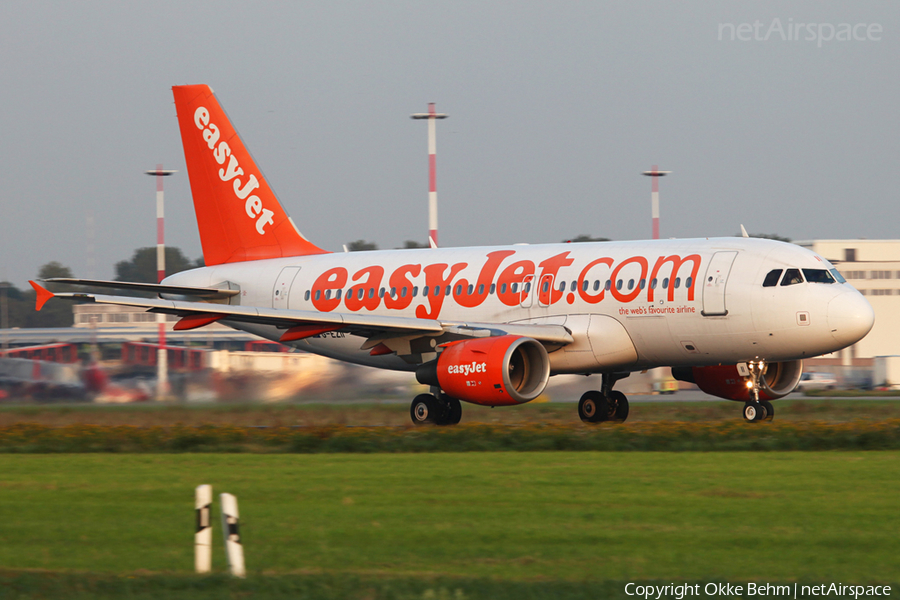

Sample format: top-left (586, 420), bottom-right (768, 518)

top-left (41, 278), bottom-right (240, 299)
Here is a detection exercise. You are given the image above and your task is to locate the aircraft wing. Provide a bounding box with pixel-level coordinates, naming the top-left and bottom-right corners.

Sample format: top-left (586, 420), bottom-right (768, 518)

top-left (30, 282), bottom-right (573, 352)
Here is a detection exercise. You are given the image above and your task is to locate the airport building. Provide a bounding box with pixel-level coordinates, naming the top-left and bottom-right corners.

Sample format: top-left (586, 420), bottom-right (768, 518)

top-left (796, 240), bottom-right (900, 361)
top-left (74, 304), bottom-right (213, 329)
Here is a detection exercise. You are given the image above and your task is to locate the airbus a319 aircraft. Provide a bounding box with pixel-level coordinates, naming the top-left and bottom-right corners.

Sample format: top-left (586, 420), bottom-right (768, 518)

top-left (32, 85), bottom-right (875, 424)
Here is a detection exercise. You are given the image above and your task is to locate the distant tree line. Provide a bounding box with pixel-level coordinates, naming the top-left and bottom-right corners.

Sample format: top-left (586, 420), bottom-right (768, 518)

top-left (564, 234), bottom-right (611, 243)
top-left (345, 240), bottom-right (429, 251)
top-left (1, 248), bottom-right (204, 329)
top-left (744, 233), bottom-right (792, 243)
top-left (347, 236), bottom-right (618, 250)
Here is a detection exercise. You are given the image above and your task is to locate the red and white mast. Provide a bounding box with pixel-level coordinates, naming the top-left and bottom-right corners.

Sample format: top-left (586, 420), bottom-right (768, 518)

top-left (411, 103), bottom-right (447, 248)
top-left (642, 166), bottom-right (670, 240)
top-left (145, 165), bottom-right (176, 399)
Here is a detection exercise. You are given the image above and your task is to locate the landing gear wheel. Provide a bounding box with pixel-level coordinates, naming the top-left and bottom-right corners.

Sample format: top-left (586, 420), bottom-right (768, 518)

top-left (410, 394), bottom-right (439, 425)
top-left (760, 400), bottom-right (774, 422)
top-left (578, 391), bottom-right (609, 423)
top-left (443, 396), bottom-right (462, 425)
top-left (742, 402), bottom-right (766, 422)
top-left (608, 390), bottom-right (629, 423)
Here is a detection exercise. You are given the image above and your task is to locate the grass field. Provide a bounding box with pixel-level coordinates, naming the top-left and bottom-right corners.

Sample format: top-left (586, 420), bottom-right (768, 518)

top-left (3, 397), bottom-right (900, 427)
top-left (1, 452), bottom-right (898, 583)
top-left (2, 401), bottom-right (898, 598)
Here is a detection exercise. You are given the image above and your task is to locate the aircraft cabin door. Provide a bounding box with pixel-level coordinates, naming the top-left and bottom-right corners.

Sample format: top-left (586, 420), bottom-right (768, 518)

top-left (701, 251), bottom-right (737, 317)
top-left (273, 267), bottom-right (301, 309)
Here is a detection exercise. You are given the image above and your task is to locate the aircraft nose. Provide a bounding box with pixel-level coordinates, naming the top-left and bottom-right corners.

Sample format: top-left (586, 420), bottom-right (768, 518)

top-left (827, 291), bottom-right (875, 347)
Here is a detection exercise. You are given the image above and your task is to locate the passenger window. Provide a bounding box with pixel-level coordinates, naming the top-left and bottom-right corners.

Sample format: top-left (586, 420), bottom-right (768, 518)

top-left (314, 290), bottom-right (321, 300)
top-left (803, 269), bottom-right (835, 284)
top-left (763, 269), bottom-right (782, 287)
top-left (368, 288), bottom-right (375, 298)
top-left (570, 281), bottom-right (577, 292)
top-left (524, 282), bottom-right (531, 293)
top-left (490, 283), bottom-right (496, 294)
top-left (616, 280), bottom-right (623, 291)
top-left (674, 278), bottom-right (681, 289)
top-left (412, 286), bottom-right (418, 297)
top-left (627, 279), bottom-right (635, 291)
top-left (605, 280), bottom-right (612, 291)
top-left (478, 284), bottom-right (484, 295)
top-left (445, 285), bottom-right (451, 296)
top-left (468, 284), bottom-right (474, 295)
top-left (663, 278), bottom-right (669, 289)
top-left (501, 283), bottom-right (507, 294)
top-left (639, 279), bottom-right (646, 290)
top-left (336, 289), bottom-right (342, 300)
top-left (304, 290), bottom-right (310, 301)
top-left (781, 269), bottom-right (803, 286)
top-left (686, 277), bottom-right (693, 288)
top-left (401, 287), bottom-right (408, 297)
top-left (423, 286), bottom-right (430, 297)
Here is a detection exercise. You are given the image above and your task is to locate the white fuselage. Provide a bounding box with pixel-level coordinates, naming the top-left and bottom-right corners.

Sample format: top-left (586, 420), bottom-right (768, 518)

top-left (164, 237), bottom-right (873, 375)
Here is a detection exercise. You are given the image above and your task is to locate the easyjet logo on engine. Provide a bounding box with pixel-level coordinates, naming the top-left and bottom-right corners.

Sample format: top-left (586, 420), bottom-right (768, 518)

top-left (194, 107), bottom-right (275, 235)
top-left (308, 250), bottom-right (702, 317)
top-left (447, 362), bottom-right (487, 376)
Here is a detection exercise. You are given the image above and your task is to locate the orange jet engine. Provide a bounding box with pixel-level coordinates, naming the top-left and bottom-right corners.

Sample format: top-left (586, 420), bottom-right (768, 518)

top-left (416, 335), bottom-right (550, 406)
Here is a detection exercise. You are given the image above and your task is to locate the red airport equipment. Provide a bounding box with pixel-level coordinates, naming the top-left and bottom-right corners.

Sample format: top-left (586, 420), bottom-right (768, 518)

top-left (0, 343), bottom-right (79, 364)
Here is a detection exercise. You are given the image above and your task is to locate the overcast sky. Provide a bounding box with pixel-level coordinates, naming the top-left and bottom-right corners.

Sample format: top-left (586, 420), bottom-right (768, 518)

top-left (1, 1), bottom-right (897, 287)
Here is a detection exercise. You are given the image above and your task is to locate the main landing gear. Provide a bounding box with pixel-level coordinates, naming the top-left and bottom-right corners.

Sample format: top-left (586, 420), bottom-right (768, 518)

top-left (410, 391), bottom-right (462, 426)
top-left (578, 373), bottom-right (629, 423)
top-left (741, 360), bottom-right (775, 422)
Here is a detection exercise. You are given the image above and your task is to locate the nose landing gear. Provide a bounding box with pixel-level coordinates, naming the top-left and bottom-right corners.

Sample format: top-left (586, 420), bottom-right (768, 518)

top-left (741, 361), bottom-right (775, 422)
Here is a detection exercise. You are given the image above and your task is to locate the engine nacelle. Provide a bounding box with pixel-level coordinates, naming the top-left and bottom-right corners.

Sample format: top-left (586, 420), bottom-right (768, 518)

top-left (416, 335), bottom-right (550, 406)
top-left (672, 360), bottom-right (803, 402)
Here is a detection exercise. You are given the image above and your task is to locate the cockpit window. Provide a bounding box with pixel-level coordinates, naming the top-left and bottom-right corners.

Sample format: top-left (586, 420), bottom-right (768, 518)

top-left (803, 269), bottom-right (836, 284)
top-left (830, 269), bottom-right (847, 283)
top-left (763, 269), bottom-right (783, 287)
top-left (781, 268), bottom-right (803, 286)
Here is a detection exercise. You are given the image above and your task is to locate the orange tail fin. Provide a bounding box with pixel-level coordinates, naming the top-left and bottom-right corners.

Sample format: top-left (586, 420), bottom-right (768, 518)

top-left (172, 85), bottom-right (327, 265)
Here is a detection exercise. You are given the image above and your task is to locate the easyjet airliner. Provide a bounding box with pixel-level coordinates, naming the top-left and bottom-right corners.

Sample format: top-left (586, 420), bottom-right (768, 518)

top-left (31, 85), bottom-right (874, 424)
